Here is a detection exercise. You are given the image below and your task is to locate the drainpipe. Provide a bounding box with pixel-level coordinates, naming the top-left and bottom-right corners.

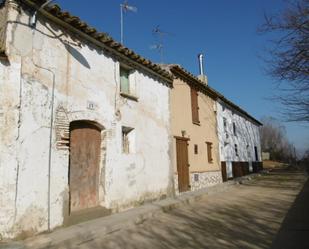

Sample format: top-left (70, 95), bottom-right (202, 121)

top-left (31, 60), bottom-right (55, 232)
top-left (30, 0), bottom-right (56, 230)
top-left (30, 0), bottom-right (54, 27)
top-left (47, 69), bottom-right (56, 231)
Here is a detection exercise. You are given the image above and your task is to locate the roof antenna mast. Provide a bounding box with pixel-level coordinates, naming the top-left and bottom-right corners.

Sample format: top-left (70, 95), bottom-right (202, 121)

top-left (151, 25), bottom-right (172, 63)
top-left (120, 1), bottom-right (137, 45)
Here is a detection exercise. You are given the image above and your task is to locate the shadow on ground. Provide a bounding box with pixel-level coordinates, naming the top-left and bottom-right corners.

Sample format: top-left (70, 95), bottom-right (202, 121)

top-left (39, 170), bottom-right (308, 249)
top-left (271, 175), bottom-right (309, 249)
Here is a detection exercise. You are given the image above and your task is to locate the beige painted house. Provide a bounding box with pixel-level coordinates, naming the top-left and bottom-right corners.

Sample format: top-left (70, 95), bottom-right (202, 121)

top-left (164, 65), bottom-right (222, 193)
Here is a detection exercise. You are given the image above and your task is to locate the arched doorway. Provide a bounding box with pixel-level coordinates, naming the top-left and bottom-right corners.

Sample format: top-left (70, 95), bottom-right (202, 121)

top-left (69, 120), bottom-right (102, 213)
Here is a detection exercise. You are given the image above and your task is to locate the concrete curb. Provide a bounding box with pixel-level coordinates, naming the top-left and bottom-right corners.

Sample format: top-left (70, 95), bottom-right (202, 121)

top-left (0, 172), bottom-right (263, 249)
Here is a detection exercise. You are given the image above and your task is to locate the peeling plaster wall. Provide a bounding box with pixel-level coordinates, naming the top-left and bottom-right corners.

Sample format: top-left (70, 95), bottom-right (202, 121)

top-left (216, 100), bottom-right (262, 169)
top-left (0, 3), bottom-right (172, 239)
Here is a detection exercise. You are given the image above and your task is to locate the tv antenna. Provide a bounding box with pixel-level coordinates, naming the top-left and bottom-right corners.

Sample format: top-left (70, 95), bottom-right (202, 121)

top-left (150, 25), bottom-right (172, 63)
top-left (120, 1), bottom-right (137, 45)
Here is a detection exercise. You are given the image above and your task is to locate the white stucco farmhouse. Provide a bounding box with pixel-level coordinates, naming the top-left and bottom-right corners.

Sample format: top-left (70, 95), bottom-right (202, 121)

top-left (0, 0), bottom-right (174, 238)
top-left (216, 98), bottom-right (263, 180)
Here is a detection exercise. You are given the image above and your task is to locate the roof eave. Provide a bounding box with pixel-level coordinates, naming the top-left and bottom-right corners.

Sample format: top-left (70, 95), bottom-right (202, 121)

top-left (170, 65), bottom-right (217, 99)
top-left (170, 65), bottom-right (262, 126)
top-left (20, 0), bottom-right (173, 85)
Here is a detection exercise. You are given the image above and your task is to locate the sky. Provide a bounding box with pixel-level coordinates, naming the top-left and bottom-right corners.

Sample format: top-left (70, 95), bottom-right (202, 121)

top-left (53, 0), bottom-right (308, 154)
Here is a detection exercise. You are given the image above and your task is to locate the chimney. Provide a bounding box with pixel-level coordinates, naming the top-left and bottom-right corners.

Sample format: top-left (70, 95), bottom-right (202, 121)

top-left (197, 53), bottom-right (208, 85)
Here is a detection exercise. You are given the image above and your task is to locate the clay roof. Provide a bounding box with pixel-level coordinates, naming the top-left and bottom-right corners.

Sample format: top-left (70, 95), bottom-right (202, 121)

top-left (18, 0), bottom-right (173, 84)
top-left (167, 65), bottom-right (263, 126)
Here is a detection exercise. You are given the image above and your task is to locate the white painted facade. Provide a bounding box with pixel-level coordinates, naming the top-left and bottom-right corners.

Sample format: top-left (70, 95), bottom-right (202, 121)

top-left (216, 99), bottom-right (262, 178)
top-left (0, 1), bottom-right (173, 239)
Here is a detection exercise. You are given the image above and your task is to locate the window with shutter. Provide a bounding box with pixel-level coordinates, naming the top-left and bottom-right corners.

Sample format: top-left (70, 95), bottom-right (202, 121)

top-left (190, 87), bottom-right (199, 124)
top-left (120, 66), bottom-right (130, 94)
top-left (206, 142), bottom-right (213, 163)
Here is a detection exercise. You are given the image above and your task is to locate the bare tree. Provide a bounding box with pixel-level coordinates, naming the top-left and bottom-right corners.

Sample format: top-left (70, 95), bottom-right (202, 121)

top-left (259, 0), bottom-right (309, 122)
top-left (299, 148), bottom-right (309, 172)
top-left (260, 116), bottom-right (296, 162)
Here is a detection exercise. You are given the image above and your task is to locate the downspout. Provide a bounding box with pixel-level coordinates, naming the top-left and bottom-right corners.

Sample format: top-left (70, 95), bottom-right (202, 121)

top-left (14, 57), bottom-right (23, 222)
top-left (30, 3), bottom-right (56, 230)
top-left (31, 55), bottom-right (56, 231)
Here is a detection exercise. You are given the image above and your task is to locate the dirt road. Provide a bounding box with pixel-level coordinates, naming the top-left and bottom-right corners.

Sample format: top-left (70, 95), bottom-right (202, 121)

top-left (73, 170), bottom-right (307, 249)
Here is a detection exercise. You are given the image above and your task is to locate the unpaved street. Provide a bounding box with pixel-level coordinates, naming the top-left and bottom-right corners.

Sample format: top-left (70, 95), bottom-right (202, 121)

top-left (70, 170), bottom-right (307, 249)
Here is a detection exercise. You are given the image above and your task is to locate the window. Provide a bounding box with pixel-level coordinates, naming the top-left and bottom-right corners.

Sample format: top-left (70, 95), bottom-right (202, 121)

top-left (120, 66), bottom-right (137, 100)
top-left (122, 126), bottom-right (135, 154)
top-left (254, 146), bottom-right (259, 161)
top-left (233, 122), bottom-right (236, 136)
top-left (120, 66), bottom-right (131, 94)
top-left (206, 142), bottom-right (213, 163)
top-left (247, 144), bottom-right (251, 158)
top-left (194, 144), bottom-right (198, 154)
top-left (223, 117), bottom-right (227, 132)
top-left (234, 144), bottom-right (239, 157)
top-left (191, 87), bottom-right (199, 124)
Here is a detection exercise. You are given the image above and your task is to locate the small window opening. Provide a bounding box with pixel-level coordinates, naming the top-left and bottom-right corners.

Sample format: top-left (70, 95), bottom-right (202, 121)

top-left (223, 117), bottom-right (227, 132)
top-left (233, 122), bottom-right (236, 136)
top-left (254, 146), bottom-right (259, 161)
top-left (122, 126), bottom-right (135, 154)
top-left (194, 144), bottom-right (198, 154)
top-left (235, 144), bottom-right (239, 157)
top-left (206, 142), bottom-right (213, 163)
top-left (120, 66), bottom-right (131, 94)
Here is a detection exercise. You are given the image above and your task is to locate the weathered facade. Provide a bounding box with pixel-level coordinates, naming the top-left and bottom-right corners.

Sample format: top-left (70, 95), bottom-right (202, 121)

top-left (0, 0), bottom-right (173, 239)
top-left (166, 65), bottom-right (222, 193)
top-left (216, 99), bottom-right (263, 180)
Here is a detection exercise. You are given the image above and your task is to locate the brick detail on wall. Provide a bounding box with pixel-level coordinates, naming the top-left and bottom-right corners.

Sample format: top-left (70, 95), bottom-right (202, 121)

top-left (55, 106), bottom-right (70, 150)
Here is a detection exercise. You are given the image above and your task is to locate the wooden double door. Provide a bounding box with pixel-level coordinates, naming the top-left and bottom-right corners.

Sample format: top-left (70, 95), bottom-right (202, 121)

top-left (69, 121), bottom-right (102, 213)
top-left (175, 137), bottom-right (190, 192)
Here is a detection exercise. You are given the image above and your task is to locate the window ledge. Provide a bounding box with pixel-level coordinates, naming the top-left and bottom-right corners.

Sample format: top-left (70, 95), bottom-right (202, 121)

top-left (193, 121), bottom-right (201, 126)
top-left (120, 92), bottom-right (138, 101)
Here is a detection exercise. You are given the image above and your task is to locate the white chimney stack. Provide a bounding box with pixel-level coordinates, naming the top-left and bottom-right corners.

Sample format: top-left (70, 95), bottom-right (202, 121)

top-left (197, 53), bottom-right (208, 85)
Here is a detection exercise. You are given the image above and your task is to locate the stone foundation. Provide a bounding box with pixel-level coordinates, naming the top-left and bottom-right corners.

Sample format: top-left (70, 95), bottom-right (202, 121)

top-left (174, 171), bottom-right (223, 194)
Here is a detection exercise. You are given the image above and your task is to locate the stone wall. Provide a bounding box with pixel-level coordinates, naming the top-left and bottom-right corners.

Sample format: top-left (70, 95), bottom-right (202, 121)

top-left (174, 171), bottom-right (223, 194)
